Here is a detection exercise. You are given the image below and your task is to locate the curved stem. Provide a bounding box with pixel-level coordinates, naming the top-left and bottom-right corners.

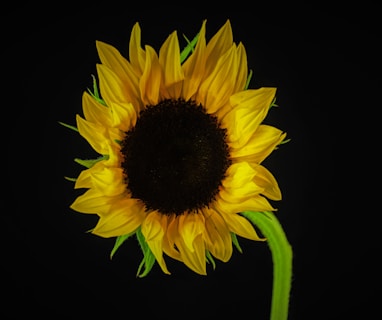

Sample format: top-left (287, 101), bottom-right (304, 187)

top-left (241, 211), bottom-right (293, 320)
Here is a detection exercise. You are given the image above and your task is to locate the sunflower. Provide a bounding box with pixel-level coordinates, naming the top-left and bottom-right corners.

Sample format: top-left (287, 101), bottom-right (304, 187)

top-left (66, 19), bottom-right (287, 276)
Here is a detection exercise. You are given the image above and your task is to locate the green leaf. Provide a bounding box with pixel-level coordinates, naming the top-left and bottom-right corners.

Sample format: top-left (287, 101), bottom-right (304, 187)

top-left (58, 121), bottom-right (78, 132)
top-left (64, 176), bottom-right (77, 182)
top-left (279, 138), bottom-right (291, 145)
top-left (87, 74), bottom-right (107, 106)
top-left (136, 227), bottom-right (156, 277)
top-left (270, 96), bottom-right (278, 108)
top-left (205, 251), bottom-right (216, 270)
top-left (74, 155), bottom-right (109, 168)
top-left (244, 69), bottom-right (253, 90)
top-left (110, 233), bottom-right (135, 259)
top-left (231, 232), bottom-right (243, 253)
top-left (180, 33), bottom-right (199, 63)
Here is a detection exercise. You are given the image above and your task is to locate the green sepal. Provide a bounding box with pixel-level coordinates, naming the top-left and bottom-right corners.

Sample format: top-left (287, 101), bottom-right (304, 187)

top-left (58, 121), bottom-right (78, 132)
top-left (64, 176), bottom-right (77, 182)
top-left (244, 69), bottom-right (253, 90)
top-left (205, 251), bottom-right (216, 270)
top-left (270, 96), bottom-right (278, 108)
top-left (110, 232), bottom-right (135, 259)
top-left (279, 138), bottom-right (291, 145)
top-left (231, 232), bottom-right (243, 253)
top-left (74, 155), bottom-right (109, 168)
top-left (136, 227), bottom-right (156, 277)
top-left (87, 74), bottom-right (107, 106)
top-left (180, 33), bottom-right (199, 63)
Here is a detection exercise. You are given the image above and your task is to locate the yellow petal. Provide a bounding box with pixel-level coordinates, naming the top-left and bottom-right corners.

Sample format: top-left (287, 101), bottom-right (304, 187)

top-left (96, 40), bottom-right (129, 78)
top-left (92, 198), bottom-right (146, 238)
top-left (197, 45), bottom-right (238, 114)
top-left (220, 162), bottom-right (263, 203)
top-left (204, 19), bottom-right (233, 78)
top-left (91, 167), bottom-right (126, 196)
top-left (106, 128), bottom-right (125, 154)
top-left (74, 169), bottom-right (92, 189)
top-left (252, 164), bottom-right (282, 201)
top-left (141, 211), bottom-right (170, 274)
top-left (96, 40), bottom-right (143, 112)
top-left (82, 91), bottom-right (111, 126)
top-left (178, 213), bottom-right (205, 252)
top-left (202, 207), bottom-right (232, 262)
top-left (181, 20), bottom-right (207, 100)
top-left (216, 191), bottom-right (276, 214)
top-left (162, 215), bottom-right (182, 262)
top-left (233, 42), bottom-right (248, 92)
top-left (108, 101), bottom-right (137, 132)
top-left (223, 88), bottom-right (277, 148)
top-left (177, 214), bottom-right (207, 275)
top-left (96, 41), bottom-right (143, 110)
top-left (180, 234), bottom-right (206, 275)
top-left (76, 114), bottom-right (110, 155)
top-left (159, 30), bottom-right (184, 99)
top-left (70, 188), bottom-right (115, 215)
top-left (129, 22), bottom-right (146, 77)
top-left (213, 197), bottom-right (265, 241)
top-left (96, 64), bottom-right (131, 106)
top-left (139, 45), bottom-right (162, 106)
top-left (232, 125), bottom-right (287, 163)
top-left (199, 42), bottom-right (248, 117)
top-left (74, 162), bottom-right (103, 189)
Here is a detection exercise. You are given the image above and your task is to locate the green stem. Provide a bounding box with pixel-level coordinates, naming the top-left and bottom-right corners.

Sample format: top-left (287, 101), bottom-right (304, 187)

top-left (241, 211), bottom-right (293, 320)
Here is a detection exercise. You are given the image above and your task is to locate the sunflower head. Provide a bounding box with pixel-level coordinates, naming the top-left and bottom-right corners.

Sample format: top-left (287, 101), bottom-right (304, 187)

top-left (64, 19), bottom-right (287, 276)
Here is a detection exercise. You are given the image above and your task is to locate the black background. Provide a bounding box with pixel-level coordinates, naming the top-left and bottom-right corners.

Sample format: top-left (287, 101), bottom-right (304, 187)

top-left (3, 5), bottom-right (379, 319)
